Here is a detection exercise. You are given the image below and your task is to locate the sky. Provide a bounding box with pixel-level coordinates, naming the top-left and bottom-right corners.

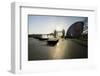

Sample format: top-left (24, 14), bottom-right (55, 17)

top-left (28, 15), bottom-right (87, 34)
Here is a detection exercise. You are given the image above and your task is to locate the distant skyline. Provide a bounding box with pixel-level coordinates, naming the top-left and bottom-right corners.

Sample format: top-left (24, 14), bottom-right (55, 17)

top-left (28, 15), bottom-right (88, 34)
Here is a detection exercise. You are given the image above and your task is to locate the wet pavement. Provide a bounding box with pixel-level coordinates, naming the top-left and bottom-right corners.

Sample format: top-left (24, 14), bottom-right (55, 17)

top-left (28, 38), bottom-right (88, 60)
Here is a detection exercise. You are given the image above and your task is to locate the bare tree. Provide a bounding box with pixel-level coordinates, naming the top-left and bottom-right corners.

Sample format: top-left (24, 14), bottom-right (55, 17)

top-left (62, 29), bottom-right (65, 38)
top-left (54, 30), bottom-right (57, 38)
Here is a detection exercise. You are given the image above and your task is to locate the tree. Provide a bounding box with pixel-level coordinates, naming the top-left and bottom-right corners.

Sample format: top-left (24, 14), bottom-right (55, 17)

top-left (54, 30), bottom-right (57, 38)
top-left (62, 29), bottom-right (65, 38)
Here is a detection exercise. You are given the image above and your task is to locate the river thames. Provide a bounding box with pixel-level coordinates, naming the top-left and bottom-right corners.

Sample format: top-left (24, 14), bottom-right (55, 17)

top-left (28, 38), bottom-right (88, 60)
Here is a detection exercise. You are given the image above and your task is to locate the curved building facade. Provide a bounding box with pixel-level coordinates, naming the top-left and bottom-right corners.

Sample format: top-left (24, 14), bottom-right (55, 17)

top-left (66, 21), bottom-right (84, 38)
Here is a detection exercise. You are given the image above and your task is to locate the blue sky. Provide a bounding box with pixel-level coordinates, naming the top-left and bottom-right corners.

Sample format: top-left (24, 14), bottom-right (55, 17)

top-left (28, 15), bottom-right (87, 34)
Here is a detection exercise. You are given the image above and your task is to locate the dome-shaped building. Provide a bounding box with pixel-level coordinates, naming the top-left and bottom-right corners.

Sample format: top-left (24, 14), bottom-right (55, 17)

top-left (66, 21), bottom-right (84, 38)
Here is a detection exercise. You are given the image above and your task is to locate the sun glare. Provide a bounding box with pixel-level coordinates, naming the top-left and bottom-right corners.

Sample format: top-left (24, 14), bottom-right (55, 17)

top-left (56, 26), bottom-right (63, 31)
